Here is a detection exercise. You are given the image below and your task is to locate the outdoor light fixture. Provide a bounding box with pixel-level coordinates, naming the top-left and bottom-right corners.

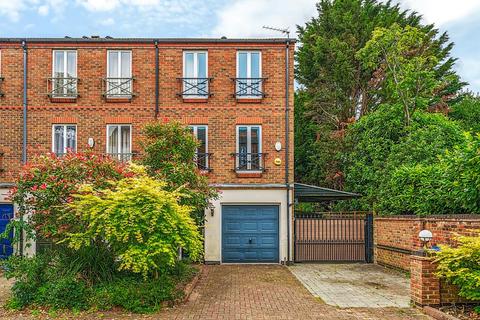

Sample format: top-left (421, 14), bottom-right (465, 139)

top-left (87, 137), bottom-right (95, 148)
top-left (210, 208), bottom-right (215, 217)
top-left (418, 229), bottom-right (433, 249)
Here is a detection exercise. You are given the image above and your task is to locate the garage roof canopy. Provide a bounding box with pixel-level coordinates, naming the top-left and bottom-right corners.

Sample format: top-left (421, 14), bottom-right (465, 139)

top-left (294, 183), bottom-right (361, 203)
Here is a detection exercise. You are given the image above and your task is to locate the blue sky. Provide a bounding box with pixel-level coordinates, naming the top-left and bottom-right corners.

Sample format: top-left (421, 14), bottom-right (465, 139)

top-left (0, 0), bottom-right (479, 92)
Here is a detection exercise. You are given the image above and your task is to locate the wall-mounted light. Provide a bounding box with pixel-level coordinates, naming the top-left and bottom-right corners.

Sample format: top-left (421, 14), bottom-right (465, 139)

top-left (87, 137), bottom-right (95, 148)
top-left (275, 141), bottom-right (282, 152)
top-left (210, 208), bottom-right (215, 217)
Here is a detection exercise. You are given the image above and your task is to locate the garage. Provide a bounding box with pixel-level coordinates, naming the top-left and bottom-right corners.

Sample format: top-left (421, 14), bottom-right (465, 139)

top-left (222, 205), bottom-right (279, 263)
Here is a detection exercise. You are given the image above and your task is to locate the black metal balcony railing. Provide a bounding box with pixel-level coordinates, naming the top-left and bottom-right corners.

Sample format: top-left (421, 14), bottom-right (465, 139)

top-left (102, 77), bottom-right (135, 99)
top-left (178, 78), bottom-right (212, 97)
top-left (232, 153), bottom-right (266, 172)
top-left (47, 77), bottom-right (79, 98)
top-left (233, 78), bottom-right (266, 98)
top-left (106, 153), bottom-right (135, 162)
top-left (194, 152), bottom-right (211, 171)
top-left (0, 77), bottom-right (4, 97)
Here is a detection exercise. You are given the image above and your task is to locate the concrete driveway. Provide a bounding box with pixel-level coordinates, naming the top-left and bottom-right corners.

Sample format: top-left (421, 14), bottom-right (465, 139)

top-left (289, 263), bottom-right (411, 308)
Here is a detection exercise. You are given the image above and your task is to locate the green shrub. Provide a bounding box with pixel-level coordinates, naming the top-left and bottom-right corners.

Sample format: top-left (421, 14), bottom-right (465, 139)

top-left (37, 276), bottom-right (89, 310)
top-left (91, 276), bottom-right (176, 313)
top-left (341, 105), bottom-right (464, 212)
top-left (449, 94), bottom-right (480, 133)
top-left (435, 234), bottom-right (480, 301)
top-left (2, 255), bottom-right (50, 308)
top-left (379, 133), bottom-right (480, 215)
top-left (64, 171), bottom-right (203, 278)
top-left (141, 121), bottom-right (218, 224)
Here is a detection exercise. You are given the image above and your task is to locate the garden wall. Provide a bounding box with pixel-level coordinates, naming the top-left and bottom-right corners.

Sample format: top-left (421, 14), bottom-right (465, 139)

top-left (374, 215), bottom-right (480, 271)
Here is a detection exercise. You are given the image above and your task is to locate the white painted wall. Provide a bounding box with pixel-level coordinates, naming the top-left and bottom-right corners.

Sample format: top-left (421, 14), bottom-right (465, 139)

top-left (204, 188), bottom-right (293, 263)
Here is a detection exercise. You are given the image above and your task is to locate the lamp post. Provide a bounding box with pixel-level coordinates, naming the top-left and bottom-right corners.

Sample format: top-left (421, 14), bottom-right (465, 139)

top-left (418, 229), bottom-right (433, 254)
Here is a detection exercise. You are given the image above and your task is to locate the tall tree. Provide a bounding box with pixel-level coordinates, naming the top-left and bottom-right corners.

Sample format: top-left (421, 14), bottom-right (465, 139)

top-left (294, 0), bottom-right (464, 187)
top-left (357, 24), bottom-right (464, 125)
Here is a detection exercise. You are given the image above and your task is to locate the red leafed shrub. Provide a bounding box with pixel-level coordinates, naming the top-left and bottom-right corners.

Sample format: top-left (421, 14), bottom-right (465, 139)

top-left (11, 152), bottom-right (135, 240)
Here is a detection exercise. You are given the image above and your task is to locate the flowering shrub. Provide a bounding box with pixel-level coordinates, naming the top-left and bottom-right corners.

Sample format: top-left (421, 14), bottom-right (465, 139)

top-left (11, 152), bottom-right (134, 240)
top-left (63, 168), bottom-right (203, 278)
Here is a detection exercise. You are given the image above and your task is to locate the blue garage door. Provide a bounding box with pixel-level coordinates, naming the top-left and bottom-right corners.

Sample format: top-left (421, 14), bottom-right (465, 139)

top-left (0, 204), bottom-right (14, 259)
top-left (222, 205), bottom-right (279, 263)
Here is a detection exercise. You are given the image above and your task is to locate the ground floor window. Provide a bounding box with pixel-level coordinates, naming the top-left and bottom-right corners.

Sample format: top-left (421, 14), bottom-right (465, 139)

top-left (236, 125), bottom-right (262, 171)
top-left (107, 124), bottom-right (131, 161)
top-left (52, 124), bottom-right (77, 155)
top-left (189, 125), bottom-right (208, 170)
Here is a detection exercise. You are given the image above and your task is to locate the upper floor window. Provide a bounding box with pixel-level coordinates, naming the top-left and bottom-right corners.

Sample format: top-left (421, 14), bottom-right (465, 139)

top-left (182, 51), bottom-right (209, 98)
top-left (51, 50), bottom-right (77, 98)
top-left (52, 125), bottom-right (77, 156)
top-left (189, 125), bottom-right (209, 170)
top-left (107, 124), bottom-right (132, 162)
top-left (235, 51), bottom-right (264, 99)
top-left (105, 51), bottom-right (133, 99)
top-left (235, 125), bottom-right (264, 172)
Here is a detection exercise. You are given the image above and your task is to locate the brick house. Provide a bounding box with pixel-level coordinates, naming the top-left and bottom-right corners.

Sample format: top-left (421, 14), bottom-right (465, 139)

top-left (0, 37), bottom-right (295, 264)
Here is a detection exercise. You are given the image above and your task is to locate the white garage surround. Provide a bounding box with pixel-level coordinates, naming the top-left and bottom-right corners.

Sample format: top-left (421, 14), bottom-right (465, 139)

top-left (204, 187), bottom-right (293, 264)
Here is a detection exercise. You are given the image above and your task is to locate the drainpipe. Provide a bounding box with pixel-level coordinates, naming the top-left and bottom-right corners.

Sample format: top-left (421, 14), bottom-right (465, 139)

top-left (20, 40), bottom-right (28, 256)
top-left (285, 39), bottom-right (291, 264)
top-left (22, 40), bottom-right (27, 165)
top-left (154, 40), bottom-right (159, 119)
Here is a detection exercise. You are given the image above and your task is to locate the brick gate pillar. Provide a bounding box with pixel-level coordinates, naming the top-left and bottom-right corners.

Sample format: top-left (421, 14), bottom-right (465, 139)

top-left (410, 255), bottom-right (440, 306)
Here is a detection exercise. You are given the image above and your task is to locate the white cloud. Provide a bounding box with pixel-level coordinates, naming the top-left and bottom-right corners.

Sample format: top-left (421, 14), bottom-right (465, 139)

top-left (38, 4), bottom-right (49, 15)
top-left (76, 0), bottom-right (120, 12)
top-left (212, 0), bottom-right (317, 38)
top-left (0, 0), bottom-right (26, 22)
top-left (398, 0), bottom-right (480, 26)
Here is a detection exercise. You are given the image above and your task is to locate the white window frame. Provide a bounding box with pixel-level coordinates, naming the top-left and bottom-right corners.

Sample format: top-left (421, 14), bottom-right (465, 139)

top-left (190, 125), bottom-right (209, 153)
top-left (106, 124), bottom-right (132, 159)
top-left (52, 50), bottom-right (77, 97)
top-left (236, 125), bottom-right (262, 171)
top-left (106, 50), bottom-right (133, 98)
top-left (183, 51), bottom-right (208, 98)
top-left (51, 124), bottom-right (77, 155)
top-left (190, 125), bottom-right (209, 169)
top-left (236, 51), bottom-right (262, 99)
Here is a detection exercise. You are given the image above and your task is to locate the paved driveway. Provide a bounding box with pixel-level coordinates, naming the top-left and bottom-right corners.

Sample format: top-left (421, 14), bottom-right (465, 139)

top-left (289, 263), bottom-right (411, 308)
top-left (0, 265), bottom-right (430, 320)
top-left (159, 265), bottom-right (429, 320)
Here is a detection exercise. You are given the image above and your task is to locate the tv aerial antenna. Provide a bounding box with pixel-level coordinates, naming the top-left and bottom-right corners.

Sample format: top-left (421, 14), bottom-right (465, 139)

top-left (262, 25), bottom-right (290, 39)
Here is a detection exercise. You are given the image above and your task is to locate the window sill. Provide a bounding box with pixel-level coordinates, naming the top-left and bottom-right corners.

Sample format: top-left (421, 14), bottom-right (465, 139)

top-left (236, 98), bottom-right (263, 103)
top-left (105, 97), bottom-right (133, 103)
top-left (183, 98), bottom-right (209, 103)
top-left (235, 171), bottom-right (263, 178)
top-left (49, 96), bottom-right (78, 103)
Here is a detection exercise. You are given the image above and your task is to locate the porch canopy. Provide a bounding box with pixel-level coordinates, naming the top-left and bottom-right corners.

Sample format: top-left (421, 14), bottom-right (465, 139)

top-left (294, 183), bottom-right (361, 203)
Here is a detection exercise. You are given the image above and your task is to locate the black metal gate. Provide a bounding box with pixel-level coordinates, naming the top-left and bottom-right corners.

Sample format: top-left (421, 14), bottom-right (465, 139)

top-left (294, 212), bottom-right (373, 263)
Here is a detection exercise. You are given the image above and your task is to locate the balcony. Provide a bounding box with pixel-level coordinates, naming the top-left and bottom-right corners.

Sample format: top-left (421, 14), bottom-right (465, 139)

top-left (232, 153), bottom-right (266, 174)
top-left (47, 77), bottom-right (79, 100)
top-left (106, 152), bottom-right (136, 163)
top-left (194, 152), bottom-right (211, 172)
top-left (233, 78), bottom-right (266, 100)
top-left (177, 78), bottom-right (212, 101)
top-left (102, 77), bottom-right (135, 100)
top-left (0, 77), bottom-right (4, 97)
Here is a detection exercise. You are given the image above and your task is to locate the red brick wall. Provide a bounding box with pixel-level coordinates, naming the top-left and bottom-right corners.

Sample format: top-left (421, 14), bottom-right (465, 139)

top-left (374, 216), bottom-right (480, 271)
top-left (410, 255), bottom-right (472, 306)
top-left (0, 41), bottom-right (295, 185)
